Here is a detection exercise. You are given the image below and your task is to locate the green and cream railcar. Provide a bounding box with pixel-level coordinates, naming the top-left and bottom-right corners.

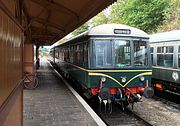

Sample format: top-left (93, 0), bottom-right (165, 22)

top-left (150, 30), bottom-right (180, 95)
top-left (50, 24), bottom-right (153, 108)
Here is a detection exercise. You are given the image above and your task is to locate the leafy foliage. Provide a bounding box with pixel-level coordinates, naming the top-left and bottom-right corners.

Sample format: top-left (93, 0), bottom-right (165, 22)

top-left (157, 0), bottom-right (180, 31)
top-left (71, 12), bottom-right (109, 36)
top-left (119, 0), bottom-right (169, 33)
top-left (109, 1), bottom-right (123, 24)
top-left (91, 12), bottom-right (109, 27)
top-left (71, 23), bottom-right (89, 36)
top-left (71, 0), bottom-right (174, 36)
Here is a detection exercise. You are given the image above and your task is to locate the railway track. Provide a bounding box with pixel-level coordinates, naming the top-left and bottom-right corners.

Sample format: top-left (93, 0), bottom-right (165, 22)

top-left (154, 90), bottom-right (180, 105)
top-left (153, 95), bottom-right (180, 110)
top-left (91, 95), bottom-right (180, 126)
top-left (126, 109), bottom-right (153, 126)
top-left (88, 90), bottom-right (180, 126)
top-left (89, 101), bottom-right (153, 126)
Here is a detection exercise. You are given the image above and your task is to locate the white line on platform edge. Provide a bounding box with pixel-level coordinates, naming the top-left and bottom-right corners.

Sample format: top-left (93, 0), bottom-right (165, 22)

top-left (48, 61), bottom-right (107, 126)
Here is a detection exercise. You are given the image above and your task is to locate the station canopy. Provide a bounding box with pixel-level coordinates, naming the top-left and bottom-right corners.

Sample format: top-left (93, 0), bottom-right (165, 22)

top-left (23, 0), bottom-right (116, 46)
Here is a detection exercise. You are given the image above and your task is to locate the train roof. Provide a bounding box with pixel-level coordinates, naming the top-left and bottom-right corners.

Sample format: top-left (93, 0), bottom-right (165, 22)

top-left (150, 30), bottom-right (180, 43)
top-left (86, 24), bottom-right (148, 37)
top-left (56, 24), bottom-right (149, 46)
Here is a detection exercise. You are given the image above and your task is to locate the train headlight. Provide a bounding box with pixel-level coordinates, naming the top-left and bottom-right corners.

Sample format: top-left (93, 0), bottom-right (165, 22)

top-left (140, 76), bottom-right (145, 82)
top-left (101, 77), bottom-right (106, 82)
top-left (121, 77), bottom-right (126, 83)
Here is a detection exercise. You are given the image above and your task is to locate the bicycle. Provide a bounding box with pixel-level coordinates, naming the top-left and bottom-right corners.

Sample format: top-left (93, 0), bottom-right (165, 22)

top-left (23, 72), bottom-right (38, 89)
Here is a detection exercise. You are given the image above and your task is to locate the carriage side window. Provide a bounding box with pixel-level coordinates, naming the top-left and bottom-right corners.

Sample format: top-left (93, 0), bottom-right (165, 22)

top-left (50, 51), bottom-right (52, 57)
top-left (94, 39), bottom-right (112, 68)
top-left (68, 47), bottom-right (70, 62)
top-left (164, 46), bottom-right (173, 67)
top-left (79, 43), bottom-right (84, 66)
top-left (55, 49), bottom-right (59, 59)
top-left (157, 46), bottom-right (164, 53)
top-left (166, 46), bottom-right (173, 53)
top-left (157, 47), bottom-right (164, 66)
top-left (73, 45), bottom-right (77, 64)
top-left (133, 41), bottom-right (148, 66)
top-left (114, 40), bottom-right (130, 67)
top-left (150, 47), bottom-right (154, 65)
top-left (59, 48), bottom-right (64, 61)
top-left (83, 43), bottom-right (88, 67)
top-left (70, 46), bottom-right (74, 63)
top-left (178, 46), bottom-right (180, 68)
top-left (64, 47), bottom-right (69, 62)
top-left (74, 45), bottom-right (80, 65)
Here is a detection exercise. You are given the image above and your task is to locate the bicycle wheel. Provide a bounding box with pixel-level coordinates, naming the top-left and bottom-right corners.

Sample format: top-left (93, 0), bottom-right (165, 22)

top-left (24, 77), bottom-right (38, 89)
top-left (33, 77), bottom-right (38, 88)
top-left (24, 81), bottom-right (35, 89)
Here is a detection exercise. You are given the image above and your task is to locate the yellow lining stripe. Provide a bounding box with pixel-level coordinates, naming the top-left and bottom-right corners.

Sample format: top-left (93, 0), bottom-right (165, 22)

top-left (123, 72), bottom-right (152, 87)
top-left (88, 69), bottom-right (152, 72)
top-left (152, 66), bottom-right (180, 72)
top-left (66, 62), bottom-right (152, 72)
top-left (88, 72), bottom-right (152, 87)
top-left (89, 73), bottom-right (124, 87)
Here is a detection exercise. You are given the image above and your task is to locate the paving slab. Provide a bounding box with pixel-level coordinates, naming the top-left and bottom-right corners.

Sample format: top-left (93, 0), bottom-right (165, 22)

top-left (23, 58), bottom-right (98, 126)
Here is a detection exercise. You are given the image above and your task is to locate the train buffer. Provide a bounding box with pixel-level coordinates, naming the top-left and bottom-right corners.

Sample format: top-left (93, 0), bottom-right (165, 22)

top-left (24, 58), bottom-right (105, 126)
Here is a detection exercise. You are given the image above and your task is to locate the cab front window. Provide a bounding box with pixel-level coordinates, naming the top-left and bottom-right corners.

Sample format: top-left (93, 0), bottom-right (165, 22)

top-left (94, 39), bottom-right (148, 68)
top-left (133, 41), bottom-right (148, 66)
top-left (94, 39), bottom-right (112, 68)
top-left (114, 40), bottom-right (131, 67)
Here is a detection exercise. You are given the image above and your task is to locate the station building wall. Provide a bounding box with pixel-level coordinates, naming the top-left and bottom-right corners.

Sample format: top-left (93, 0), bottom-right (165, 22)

top-left (0, 2), bottom-right (23, 126)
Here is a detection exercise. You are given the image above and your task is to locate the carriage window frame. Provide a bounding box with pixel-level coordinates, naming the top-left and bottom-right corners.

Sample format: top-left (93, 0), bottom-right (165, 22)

top-left (157, 46), bottom-right (174, 67)
top-left (157, 46), bottom-right (164, 53)
top-left (78, 43), bottom-right (84, 66)
top-left (64, 47), bottom-right (70, 62)
top-left (164, 46), bottom-right (174, 67)
top-left (157, 47), bottom-right (164, 66)
top-left (150, 47), bottom-right (154, 65)
top-left (70, 45), bottom-right (74, 63)
top-left (166, 46), bottom-right (173, 53)
top-left (178, 46), bottom-right (180, 68)
top-left (83, 42), bottom-right (88, 67)
top-left (55, 48), bottom-right (59, 59)
top-left (114, 39), bottom-right (131, 67)
top-left (59, 48), bottom-right (64, 61)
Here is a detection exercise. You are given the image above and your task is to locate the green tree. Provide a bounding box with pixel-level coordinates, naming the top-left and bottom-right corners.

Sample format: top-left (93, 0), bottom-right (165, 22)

top-left (72, 12), bottom-right (109, 36)
top-left (91, 12), bottom-right (109, 27)
top-left (169, 0), bottom-right (180, 26)
top-left (71, 23), bottom-right (89, 36)
top-left (109, 0), bottom-right (123, 24)
top-left (119, 0), bottom-right (169, 33)
top-left (158, 0), bottom-right (180, 31)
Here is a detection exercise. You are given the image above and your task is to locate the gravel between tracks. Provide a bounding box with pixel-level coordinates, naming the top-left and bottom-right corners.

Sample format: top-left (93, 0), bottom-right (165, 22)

top-left (128, 97), bottom-right (180, 126)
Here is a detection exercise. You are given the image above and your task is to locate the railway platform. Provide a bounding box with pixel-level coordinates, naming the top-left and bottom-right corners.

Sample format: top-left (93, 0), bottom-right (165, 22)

top-left (23, 58), bottom-right (104, 126)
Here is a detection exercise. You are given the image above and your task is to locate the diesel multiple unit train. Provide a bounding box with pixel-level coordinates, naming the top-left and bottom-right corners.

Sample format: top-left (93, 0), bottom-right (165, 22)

top-left (150, 30), bottom-right (180, 95)
top-left (49, 24), bottom-right (154, 109)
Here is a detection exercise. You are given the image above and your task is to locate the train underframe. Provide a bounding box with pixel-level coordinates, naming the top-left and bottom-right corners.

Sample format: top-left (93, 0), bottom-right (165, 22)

top-left (152, 78), bottom-right (180, 95)
top-left (89, 80), bottom-right (154, 112)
